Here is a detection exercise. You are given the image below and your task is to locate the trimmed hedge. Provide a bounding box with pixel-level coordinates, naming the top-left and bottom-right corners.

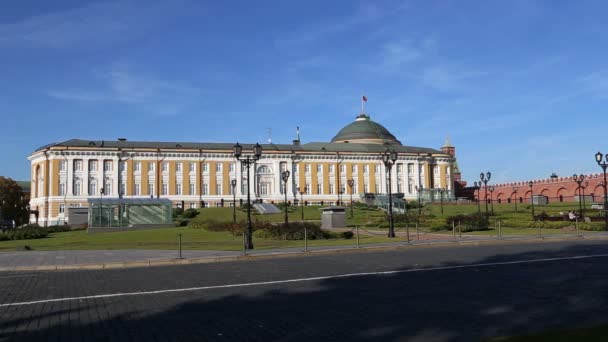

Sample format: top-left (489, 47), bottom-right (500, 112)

top-left (0, 226), bottom-right (49, 240)
top-left (446, 213), bottom-right (489, 232)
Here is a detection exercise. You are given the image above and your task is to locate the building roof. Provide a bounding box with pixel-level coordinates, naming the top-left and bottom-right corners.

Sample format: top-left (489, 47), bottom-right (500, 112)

top-left (330, 114), bottom-right (401, 145)
top-left (34, 138), bottom-right (446, 155)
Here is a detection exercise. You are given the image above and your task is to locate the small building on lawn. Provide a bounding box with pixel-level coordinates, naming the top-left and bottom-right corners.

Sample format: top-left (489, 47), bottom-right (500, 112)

top-left (88, 198), bottom-right (173, 232)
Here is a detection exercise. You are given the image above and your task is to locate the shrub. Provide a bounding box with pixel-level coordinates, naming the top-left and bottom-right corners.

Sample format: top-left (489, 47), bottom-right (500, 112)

top-left (261, 222), bottom-right (328, 240)
top-left (182, 209), bottom-right (199, 219)
top-left (5, 226), bottom-right (49, 240)
top-left (172, 207), bottom-right (184, 218)
top-left (47, 225), bottom-right (71, 233)
top-left (446, 213), bottom-right (489, 232)
top-left (340, 231), bottom-right (354, 239)
top-left (0, 233), bottom-right (8, 241)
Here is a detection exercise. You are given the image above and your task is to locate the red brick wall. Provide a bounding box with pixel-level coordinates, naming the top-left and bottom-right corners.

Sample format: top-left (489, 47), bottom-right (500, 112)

top-left (474, 173), bottom-right (607, 203)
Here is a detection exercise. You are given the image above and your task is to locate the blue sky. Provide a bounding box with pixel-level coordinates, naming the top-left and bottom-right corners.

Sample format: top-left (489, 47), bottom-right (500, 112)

top-left (1, 0), bottom-right (607, 185)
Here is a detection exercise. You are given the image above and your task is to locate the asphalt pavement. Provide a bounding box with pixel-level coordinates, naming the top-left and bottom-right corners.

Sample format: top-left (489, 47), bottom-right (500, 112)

top-left (1, 240), bottom-right (608, 341)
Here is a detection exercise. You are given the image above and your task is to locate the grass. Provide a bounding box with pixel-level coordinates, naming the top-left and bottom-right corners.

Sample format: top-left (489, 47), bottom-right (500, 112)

top-left (0, 202), bottom-right (603, 252)
top-left (0, 227), bottom-right (397, 252)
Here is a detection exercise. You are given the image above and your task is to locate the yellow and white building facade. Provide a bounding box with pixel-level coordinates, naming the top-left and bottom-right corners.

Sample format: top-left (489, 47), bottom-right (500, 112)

top-left (28, 113), bottom-right (459, 226)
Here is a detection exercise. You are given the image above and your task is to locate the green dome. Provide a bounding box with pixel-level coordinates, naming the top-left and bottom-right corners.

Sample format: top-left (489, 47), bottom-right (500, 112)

top-left (331, 114), bottom-right (401, 145)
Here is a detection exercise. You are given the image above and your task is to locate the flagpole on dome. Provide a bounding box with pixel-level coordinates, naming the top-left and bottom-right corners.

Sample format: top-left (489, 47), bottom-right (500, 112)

top-left (361, 94), bottom-right (367, 113)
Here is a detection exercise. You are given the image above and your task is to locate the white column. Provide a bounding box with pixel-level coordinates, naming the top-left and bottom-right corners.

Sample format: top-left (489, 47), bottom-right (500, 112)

top-left (83, 158), bottom-right (90, 197)
top-left (113, 156), bottom-right (119, 196)
top-left (67, 155), bottom-right (74, 196)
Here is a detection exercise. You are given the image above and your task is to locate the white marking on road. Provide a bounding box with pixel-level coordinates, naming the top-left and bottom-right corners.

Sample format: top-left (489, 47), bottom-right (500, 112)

top-left (0, 274), bottom-right (37, 279)
top-left (2, 253), bottom-right (608, 308)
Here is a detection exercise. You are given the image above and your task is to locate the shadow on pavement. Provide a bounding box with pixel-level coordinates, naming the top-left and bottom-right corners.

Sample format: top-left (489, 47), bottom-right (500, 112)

top-left (1, 242), bottom-right (608, 341)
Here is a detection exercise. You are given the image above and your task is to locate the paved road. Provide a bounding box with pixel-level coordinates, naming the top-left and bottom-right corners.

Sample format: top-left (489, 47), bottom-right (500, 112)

top-left (1, 240), bottom-right (608, 341)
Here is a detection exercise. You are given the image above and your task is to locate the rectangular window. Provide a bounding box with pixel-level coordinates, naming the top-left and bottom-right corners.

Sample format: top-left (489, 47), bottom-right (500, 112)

top-left (134, 162), bottom-right (141, 172)
top-left (408, 182), bottom-right (413, 193)
top-left (89, 160), bottom-right (97, 171)
top-left (397, 182), bottom-right (403, 193)
top-left (104, 182), bottom-right (112, 195)
top-left (374, 165), bottom-right (381, 173)
top-left (434, 165), bottom-right (439, 175)
top-left (340, 164), bottom-right (346, 173)
top-left (364, 183), bottom-right (369, 193)
top-left (407, 163), bottom-right (414, 174)
top-left (189, 162), bottom-right (196, 172)
top-left (229, 163), bottom-right (235, 172)
top-left (162, 162), bottom-right (168, 172)
top-left (119, 161), bottom-right (126, 172)
top-left (149, 163), bottom-right (155, 172)
top-left (119, 182), bottom-right (126, 196)
top-left (280, 182), bottom-right (286, 195)
top-left (316, 184), bottom-right (322, 194)
top-left (305, 164), bottom-right (311, 173)
top-left (148, 183), bottom-right (154, 196)
top-left (329, 183), bottom-right (334, 194)
top-left (202, 183), bottom-right (209, 195)
top-left (59, 183), bottom-right (66, 196)
top-left (316, 164), bottom-right (322, 173)
top-left (203, 163), bottom-right (209, 172)
top-left (351, 165), bottom-right (357, 174)
top-left (280, 162), bottom-right (287, 172)
top-left (364, 165), bottom-right (369, 174)
top-left (305, 183), bottom-right (311, 194)
top-left (89, 181), bottom-right (97, 195)
top-left (339, 184), bottom-right (345, 194)
top-left (134, 183), bottom-right (141, 196)
top-left (59, 160), bottom-right (67, 171)
top-left (375, 184), bottom-right (381, 193)
top-left (397, 164), bottom-right (403, 174)
top-left (189, 183), bottom-right (195, 195)
top-left (216, 183), bottom-right (222, 195)
top-left (176, 163), bottom-right (182, 172)
top-left (74, 160), bottom-right (82, 171)
top-left (74, 181), bottom-right (81, 196)
top-left (216, 164), bottom-right (222, 172)
top-left (176, 183), bottom-right (182, 195)
top-left (329, 165), bottom-right (334, 173)
top-left (162, 184), bottom-right (168, 195)
top-left (59, 204), bottom-right (65, 214)
top-left (104, 160), bottom-right (112, 171)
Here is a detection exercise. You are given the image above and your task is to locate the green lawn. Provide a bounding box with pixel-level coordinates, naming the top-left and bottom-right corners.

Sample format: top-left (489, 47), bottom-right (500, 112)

top-left (0, 202), bottom-right (603, 252)
top-left (0, 227), bottom-right (397, 251)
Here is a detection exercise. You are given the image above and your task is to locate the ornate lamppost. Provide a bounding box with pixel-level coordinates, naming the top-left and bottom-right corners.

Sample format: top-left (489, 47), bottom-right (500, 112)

top-left (528, 181), bottom-right (535, 219)
top-left (479, 172), bottom-right (491, 216)
top-left (99, 187), bottom-right (104, 227)
top-left (415, 185), bottom-right (423, 216)
top-left (573, 174), bottom-right (586, 218)
top-left (511, 186), bottom-right (519, 212)
top-left (488, 185), bottom-right (495, 215)
top-left (233, 142), bottom-right (262, 250)
top-left (381, 149), bottom-right (398, 238)
top-left (473, 181), bottom-right (481, 214)
top-left (299, 188), bottom-right (305, 221)
top-left (595, 152), bottom-right (608, 230)
top-left (438, 187), bottom-right (446, 215)
top-left (347, 179), bottom-right (355, 218)
top-left (231, 179), bottom-right (237, 224)
top-left (281, 171), bottom-right (290, 226)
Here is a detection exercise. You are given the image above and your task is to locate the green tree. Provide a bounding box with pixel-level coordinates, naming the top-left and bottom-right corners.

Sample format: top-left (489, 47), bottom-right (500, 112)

top-left (0, 177), bottom-right (28, 227)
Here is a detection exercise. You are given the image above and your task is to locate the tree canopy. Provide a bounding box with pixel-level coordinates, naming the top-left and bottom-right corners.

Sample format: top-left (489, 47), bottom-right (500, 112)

top-left (0, 176), bottom-right (28, 226)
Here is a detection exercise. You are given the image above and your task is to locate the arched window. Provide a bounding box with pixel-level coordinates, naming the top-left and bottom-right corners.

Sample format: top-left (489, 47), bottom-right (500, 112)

top-left (257, 165), bottom-right (271, 174)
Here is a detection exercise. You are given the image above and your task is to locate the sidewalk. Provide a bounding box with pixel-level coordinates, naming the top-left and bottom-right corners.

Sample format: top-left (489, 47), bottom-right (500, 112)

top-left (1, 232), bottom-right (607, 271)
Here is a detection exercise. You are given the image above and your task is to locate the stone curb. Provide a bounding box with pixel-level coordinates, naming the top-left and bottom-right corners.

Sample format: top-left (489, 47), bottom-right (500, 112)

top-left (1, 235), bottom-right (607, 272)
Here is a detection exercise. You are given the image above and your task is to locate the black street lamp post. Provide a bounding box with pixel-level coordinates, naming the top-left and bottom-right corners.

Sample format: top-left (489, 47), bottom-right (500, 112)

top-left (299, 189), bottom-right (305, 221)
top-left (233, 142), bottom-right (262, 250)
top-left (231, 179), bottom-right (237, 224)
top-left (573, 174), bottom-right (586, 218)
top-left (473, 181), bottom-right (481, 214)
top-left (347, 179), bottom-right (355, 218)
top-left (381, 149), bottom-right (398, 238)
top-left (479, 172), bottom-right (491, 216)
top-left (415, 185), bottom-right (423, 216)
top-left (488, 185), bottom-right (495, 215)
top-left (528, 181), bottom-right (535, 219)
top-left (512, 186), bottom-right (518, 212)
top-left (438, 188), bottom-right (446, 215)
top-left (99, 187), bottom-right (104, 227)
top-left (281, 171), bottom-right (290, 226)
top-left (595, 152), bottom-right (608, 230)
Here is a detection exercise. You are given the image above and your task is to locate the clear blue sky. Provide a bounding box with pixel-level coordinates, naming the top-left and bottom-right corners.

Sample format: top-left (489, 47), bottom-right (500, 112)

top-left (1, 0), bottom-right (607, 185)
